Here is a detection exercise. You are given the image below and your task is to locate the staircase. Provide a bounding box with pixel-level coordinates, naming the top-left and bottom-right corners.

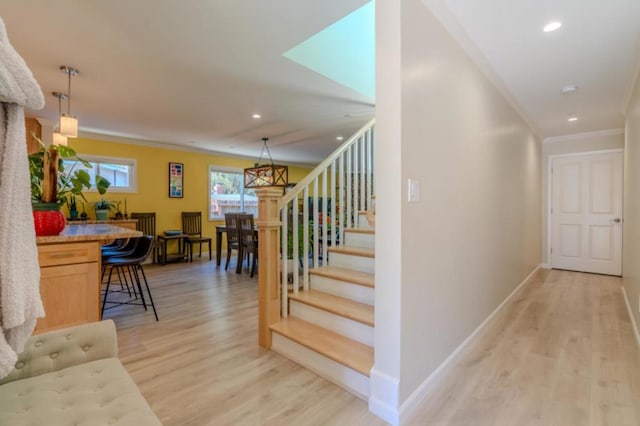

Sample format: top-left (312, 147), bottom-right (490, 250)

top-left (258, 119), bottom-right (376, 399)
top-left (270, 212), bottom-right (375, 399)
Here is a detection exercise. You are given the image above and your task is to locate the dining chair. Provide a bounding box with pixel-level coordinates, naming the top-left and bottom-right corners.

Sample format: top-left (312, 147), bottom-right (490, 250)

top-left (224, 212), bottom-right (241, 272)
top-left (181, 211), bottom-right (212, 262)
top-left (131, 212), bottom-right (159, 263)
top-left (238, 213), bottom-right (258, 277)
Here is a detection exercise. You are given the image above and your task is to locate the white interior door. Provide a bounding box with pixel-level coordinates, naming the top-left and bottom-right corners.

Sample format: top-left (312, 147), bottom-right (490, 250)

top-left (551, 151), bottom-right (623, 276)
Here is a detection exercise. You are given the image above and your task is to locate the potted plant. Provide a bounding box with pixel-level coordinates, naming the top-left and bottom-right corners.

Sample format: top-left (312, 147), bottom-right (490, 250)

top-left (113, 200), bottom-right (124, 220)
top-left (68, 194), bottom-right (78, 220)
top-left (29, 136), bottom-right (110, 235)
top-left (94, 197), bottom-right (114, 221)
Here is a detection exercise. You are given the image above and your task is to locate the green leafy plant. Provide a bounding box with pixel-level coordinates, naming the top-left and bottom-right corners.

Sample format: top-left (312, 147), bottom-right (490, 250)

top-left (28, 136), bottom-right (110, 205)
top-left (94, 198), bottom-right (115, 211)
top-left (286, 224), bottom-right (309, 260)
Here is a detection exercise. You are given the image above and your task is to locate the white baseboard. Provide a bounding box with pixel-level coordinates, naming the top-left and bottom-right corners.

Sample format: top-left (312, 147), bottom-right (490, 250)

top-left (540, 263), bottom-right (551, 269)
top-left (369, 368), bottom-right (400, 426)
top-left (622, 286), bottom-right (640, 347)
top-left (397, 265), bottom-right (542, 423)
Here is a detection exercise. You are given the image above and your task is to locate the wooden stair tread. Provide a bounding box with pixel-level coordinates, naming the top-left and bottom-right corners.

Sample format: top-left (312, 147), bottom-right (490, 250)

top-left (344, 228), bottom-right (375, 235)
top-left (309, 266), bottom-right (374, 288)
top-left (270, 317), bottom-right (373, 376)
top-left (327, 246), bottom-right (374, 258)
top-left (289, 289), bottom-right (374, 326)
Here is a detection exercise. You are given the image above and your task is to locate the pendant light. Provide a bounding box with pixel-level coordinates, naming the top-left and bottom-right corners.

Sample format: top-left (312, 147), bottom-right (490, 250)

top-left (244, 138), bottom-right (288, 188)
top-left (59, 65), bottom-right (79, 138)
top-left (51, 92), bottom-right (68, 146)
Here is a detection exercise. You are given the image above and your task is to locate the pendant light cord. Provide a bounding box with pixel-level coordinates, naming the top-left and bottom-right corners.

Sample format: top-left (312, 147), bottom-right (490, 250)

top-left (255, 138), bottom-right (275, 166)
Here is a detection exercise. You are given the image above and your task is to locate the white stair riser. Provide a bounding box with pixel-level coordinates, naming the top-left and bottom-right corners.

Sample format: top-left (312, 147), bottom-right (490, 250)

top-left (358, 213), bottom-right (373, 230)
top-left (329, 252), bottom-right (374, 274)
top-left (309, 274), bottom-right (374, 305)
top-left (343, 231), bottom-right (375, 249)
top-left (289, 301), bottom-right (374, 346)
top-left (271, 333), bottom-right (370, 400)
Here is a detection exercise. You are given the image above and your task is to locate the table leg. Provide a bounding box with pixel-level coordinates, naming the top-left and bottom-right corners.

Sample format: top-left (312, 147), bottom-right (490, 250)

top-left (216, 229), bottom-right (223, 267)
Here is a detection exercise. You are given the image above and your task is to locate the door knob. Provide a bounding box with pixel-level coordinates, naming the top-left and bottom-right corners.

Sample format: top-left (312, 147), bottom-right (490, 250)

top-left (610, 218), bottom-right (621, 223)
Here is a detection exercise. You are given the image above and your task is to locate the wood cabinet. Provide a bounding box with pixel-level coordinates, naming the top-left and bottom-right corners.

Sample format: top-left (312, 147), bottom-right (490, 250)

top-left (34, 241), bottom-right (100, 334)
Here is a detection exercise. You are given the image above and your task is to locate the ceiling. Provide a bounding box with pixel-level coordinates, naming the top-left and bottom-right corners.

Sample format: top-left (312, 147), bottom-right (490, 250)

top-left (0, 0), bottom-right (374, 165)
top-left (2, 0), bottom-right (640, 165)
top-left (425, 0), bottom-right (640, 138)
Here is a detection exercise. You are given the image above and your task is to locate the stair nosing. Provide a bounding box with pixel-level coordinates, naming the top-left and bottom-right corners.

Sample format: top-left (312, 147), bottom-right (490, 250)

top-left (327, 246), bottom-right (375, 258)
top-left (289, 289), bottom-right (374, 326)
top-left (309, 266), bottom-right (374, 288)
top-left (344, 228), bottom-right (375, 235)
top-left (270, 318), bottom-right (373, 376)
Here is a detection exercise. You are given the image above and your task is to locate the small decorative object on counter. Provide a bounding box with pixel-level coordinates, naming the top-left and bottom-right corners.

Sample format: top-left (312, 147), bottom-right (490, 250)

top-left (32, 202), bottom-right (66, 236)
top-left (68, 194), bottom-right (78, 220)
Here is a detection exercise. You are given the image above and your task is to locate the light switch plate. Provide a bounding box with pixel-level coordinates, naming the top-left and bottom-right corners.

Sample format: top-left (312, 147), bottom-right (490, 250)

top-left (408, 178), bottom-right (420, 203)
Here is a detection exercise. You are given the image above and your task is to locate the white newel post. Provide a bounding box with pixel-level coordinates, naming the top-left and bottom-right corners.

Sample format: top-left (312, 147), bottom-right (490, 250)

top-left (256, 187), bottom-right (282, 349)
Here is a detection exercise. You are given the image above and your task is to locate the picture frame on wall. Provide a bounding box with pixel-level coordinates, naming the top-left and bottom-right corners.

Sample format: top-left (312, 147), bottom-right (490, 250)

top-left (169, 162), bottom-right (184, 198)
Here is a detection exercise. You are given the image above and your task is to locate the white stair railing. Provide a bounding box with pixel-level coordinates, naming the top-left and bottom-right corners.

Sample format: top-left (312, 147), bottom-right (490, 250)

top-left (278, 119), bottom-right (375, 317)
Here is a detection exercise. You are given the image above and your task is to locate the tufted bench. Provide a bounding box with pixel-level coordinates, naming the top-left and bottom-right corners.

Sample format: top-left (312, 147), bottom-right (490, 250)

top-left (0, 320), bottom-right (160, 425)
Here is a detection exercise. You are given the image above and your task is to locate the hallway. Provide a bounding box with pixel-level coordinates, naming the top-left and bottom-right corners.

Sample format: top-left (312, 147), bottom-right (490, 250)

top-left (406, 269), bottom-right (640, 425)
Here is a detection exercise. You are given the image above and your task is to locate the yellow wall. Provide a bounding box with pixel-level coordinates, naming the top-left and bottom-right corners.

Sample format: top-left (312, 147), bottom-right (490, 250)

top-left (68, 136), bottom-right (312, 248)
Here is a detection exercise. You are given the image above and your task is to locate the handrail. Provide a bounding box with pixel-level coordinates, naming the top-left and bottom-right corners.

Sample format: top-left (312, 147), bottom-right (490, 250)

top-left (276, 118), bottom-right (375, 318)
top-left (279, 118), bottom-right (376, 209)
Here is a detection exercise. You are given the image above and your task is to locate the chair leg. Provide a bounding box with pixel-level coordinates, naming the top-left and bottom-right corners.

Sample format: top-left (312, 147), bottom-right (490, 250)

top-left (137, 264), bottom-right (158, 321)
top-left (101, 266), bottom-right (115, 318)
top-left (236, 247), bottom-right (243, 274)
top-left (225, 247), bottom-right (231, 270)
top-left (251, 251), bottom-right (257, 278)
top-left (131, 265), bottom-right (147, 311)
top-left (208, 241), bottom-right (212, 260)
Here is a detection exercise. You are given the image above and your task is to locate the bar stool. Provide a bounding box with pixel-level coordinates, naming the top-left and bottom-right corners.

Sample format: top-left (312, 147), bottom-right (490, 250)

top-left (101, 236), bottom-right (159, 321)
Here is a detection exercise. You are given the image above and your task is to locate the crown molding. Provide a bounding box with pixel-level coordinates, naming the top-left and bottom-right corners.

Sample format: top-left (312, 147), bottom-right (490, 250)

top-left (542, 128), bottom-right (624, 144)
top-left (419, 0), bottom-right (541, 140)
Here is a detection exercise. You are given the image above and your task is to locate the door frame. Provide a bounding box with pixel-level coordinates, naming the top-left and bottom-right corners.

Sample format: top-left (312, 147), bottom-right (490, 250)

top-left (546, 148), bottom-right (624, 271)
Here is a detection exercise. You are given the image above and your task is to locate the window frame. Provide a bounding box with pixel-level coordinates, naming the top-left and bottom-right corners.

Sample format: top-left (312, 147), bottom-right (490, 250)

top-left (208, 165), bottom-right (257, 221)
top-left (64, 154), bottom-right (137, 193)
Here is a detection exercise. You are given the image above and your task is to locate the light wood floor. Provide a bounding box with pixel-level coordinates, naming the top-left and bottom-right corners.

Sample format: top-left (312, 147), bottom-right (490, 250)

top-left (106, 263), bottom-right (640, 425)
top-left (104, 259), bottom-right (384, 426)
top-left (405, 269), bottom-right (640, 426)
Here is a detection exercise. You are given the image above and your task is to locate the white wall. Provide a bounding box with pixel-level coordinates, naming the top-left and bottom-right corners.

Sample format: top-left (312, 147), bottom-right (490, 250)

top-left (369, 0), bottom-right (402, 420)
top-left (541, 131), bottom-right (625, 265)
top-left (623, 71), bottom-right (640, 341)
top-left (373, 0), bottom-right (542, 422)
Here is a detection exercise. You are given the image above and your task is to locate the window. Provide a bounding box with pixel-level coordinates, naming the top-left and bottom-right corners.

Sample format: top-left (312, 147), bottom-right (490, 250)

top-left (61, 154), bottom-right (137, 193)
top-left (209, 166), bottom-right (258, 220)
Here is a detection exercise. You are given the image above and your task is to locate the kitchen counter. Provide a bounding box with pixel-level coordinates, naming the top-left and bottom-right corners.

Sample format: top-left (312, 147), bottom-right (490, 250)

top-left (36, 223), bottom-right (141, 244)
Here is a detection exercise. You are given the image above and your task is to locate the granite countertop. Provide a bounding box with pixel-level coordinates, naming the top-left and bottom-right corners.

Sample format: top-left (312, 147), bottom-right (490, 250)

top-left (67, 219), bottom-right (138, 225)
top-left (36, 224), bottom-right (142, 244)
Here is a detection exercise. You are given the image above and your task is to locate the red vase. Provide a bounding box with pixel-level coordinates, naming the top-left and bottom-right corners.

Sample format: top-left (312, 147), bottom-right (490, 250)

top-left (32, 205), bottom-right (66, 236)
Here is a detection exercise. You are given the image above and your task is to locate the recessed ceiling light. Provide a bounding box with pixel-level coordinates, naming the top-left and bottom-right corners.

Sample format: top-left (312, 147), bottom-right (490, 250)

top-left (252, 114), bottom-right (261, 119)
top-left (543, 21), bottom-right (562, 32)
top-left (568, 116), bottom-right (579, 122)
top-left (561, 85), bottom-right (578, 94)
top-left (336, 136), bottom-right (344, 141)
